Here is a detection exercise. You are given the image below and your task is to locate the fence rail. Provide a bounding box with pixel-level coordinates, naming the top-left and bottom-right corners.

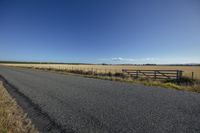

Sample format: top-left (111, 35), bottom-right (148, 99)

top-left (122, 69), bottom-right (183, 81)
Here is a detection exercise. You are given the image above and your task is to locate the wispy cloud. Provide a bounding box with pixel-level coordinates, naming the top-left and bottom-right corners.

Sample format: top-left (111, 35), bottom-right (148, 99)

top-left (144, 58), bottom-right (157, 61)
top-left (111, 57), bottom-right (135, 62)
top-left (98, 57), bottom-right (157, 63)
top-left (98, 57), bottom-right (200, 64)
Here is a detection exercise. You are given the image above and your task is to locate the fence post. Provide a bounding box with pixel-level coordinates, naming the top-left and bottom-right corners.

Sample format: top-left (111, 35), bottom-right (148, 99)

top-left (154, 70), bottom-right (157, 80)
top-left (176, 70), bottom-right (182, 81)
top-left (180, 71), bottom-right (183, 79)
top-left (136, 70), bottom-right (139, 78)
top-left (176, 70), bottom-right (179, 81)
top-left (192, 72), bottom-right (194, 80)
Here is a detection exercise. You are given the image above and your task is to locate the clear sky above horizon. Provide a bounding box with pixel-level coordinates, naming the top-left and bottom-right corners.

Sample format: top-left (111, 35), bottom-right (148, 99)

top-left (0, 0), bottom-right (200, 64)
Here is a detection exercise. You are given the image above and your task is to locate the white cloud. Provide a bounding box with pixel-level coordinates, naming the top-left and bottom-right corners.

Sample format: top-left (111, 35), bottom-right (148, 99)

top-left (98, 57), bottom-right (200, 64)
top-left (110, 57), bottom-right (157, 62)
top-left (145, 58), bottom-right (157, 61)
top-left (111, 57), bottom-right (135, 62)
top-left (138, 58), bottom-right (158, 62)
top-left (111, 57), bottom-right (123, 61)
top-left (98, 57), bottom-right (157, 63)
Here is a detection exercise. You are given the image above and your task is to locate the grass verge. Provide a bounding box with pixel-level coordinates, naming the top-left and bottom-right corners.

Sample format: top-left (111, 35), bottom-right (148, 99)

top-left (0, 81), bottom-right (39, 133)
top-left (83, 75), bottom-right (200, 93)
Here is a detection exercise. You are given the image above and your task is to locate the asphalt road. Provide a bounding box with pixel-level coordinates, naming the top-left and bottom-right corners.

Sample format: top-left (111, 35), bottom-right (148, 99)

top-left (0, 66), bottom-right (200, 133)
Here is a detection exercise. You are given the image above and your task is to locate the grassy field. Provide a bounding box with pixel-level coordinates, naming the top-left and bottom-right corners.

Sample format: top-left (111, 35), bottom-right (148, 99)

top-left (1, 63), bottom-right (200, 79)
top-left (0, 81), bottom-right (39, 133)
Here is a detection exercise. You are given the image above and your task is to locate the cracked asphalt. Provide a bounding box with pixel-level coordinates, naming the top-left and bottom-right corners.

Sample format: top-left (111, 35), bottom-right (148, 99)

top-left (0, 66), bottom-right (200, 133)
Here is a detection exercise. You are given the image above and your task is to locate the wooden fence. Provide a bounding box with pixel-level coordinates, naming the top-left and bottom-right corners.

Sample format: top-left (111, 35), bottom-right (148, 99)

top-left (122, 69), bottom-right (183, 81)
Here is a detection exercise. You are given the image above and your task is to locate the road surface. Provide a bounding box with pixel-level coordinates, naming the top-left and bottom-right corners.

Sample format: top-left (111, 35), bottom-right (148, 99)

top-left (0, 66), bottom-right (200, 133)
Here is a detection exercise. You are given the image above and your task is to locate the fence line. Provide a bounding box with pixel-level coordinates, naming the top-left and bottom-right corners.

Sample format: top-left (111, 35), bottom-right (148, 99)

top-left (122, 69), bottom-right (183, 81)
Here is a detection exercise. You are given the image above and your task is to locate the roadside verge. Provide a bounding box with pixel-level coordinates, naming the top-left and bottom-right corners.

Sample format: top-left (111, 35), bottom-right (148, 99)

top-left (0, 81), bottom-right (39, 133)
top-left (0, 75), bottom-right (69, 133)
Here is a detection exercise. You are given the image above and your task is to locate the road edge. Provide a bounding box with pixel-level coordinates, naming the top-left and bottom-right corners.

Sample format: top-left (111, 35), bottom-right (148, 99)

top-left (0, 75), bottom-right (74, 133)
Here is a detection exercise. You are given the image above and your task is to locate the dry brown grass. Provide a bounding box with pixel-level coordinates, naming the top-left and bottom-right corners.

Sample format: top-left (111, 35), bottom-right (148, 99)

top-left (1, 63), bottom-right (200, 79)
top-left (0, 81), bottom-right (39, 133)
top-left (83, 74), bottom-right (200, 93)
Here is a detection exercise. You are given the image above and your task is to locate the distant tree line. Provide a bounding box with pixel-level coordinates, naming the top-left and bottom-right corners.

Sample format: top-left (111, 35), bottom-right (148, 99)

top-left (0, 61), bottom-right (92, 65)
top-left (0, 61), bottom-right (199, 66)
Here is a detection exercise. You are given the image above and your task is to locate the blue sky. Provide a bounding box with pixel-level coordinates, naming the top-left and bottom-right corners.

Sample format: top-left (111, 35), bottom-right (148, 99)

top-left (0, 0), bottom-right (200, 64)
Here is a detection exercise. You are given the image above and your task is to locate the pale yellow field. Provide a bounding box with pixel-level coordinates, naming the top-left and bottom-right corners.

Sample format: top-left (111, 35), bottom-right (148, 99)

top-left (1, 63), bottom-right (200, 79)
